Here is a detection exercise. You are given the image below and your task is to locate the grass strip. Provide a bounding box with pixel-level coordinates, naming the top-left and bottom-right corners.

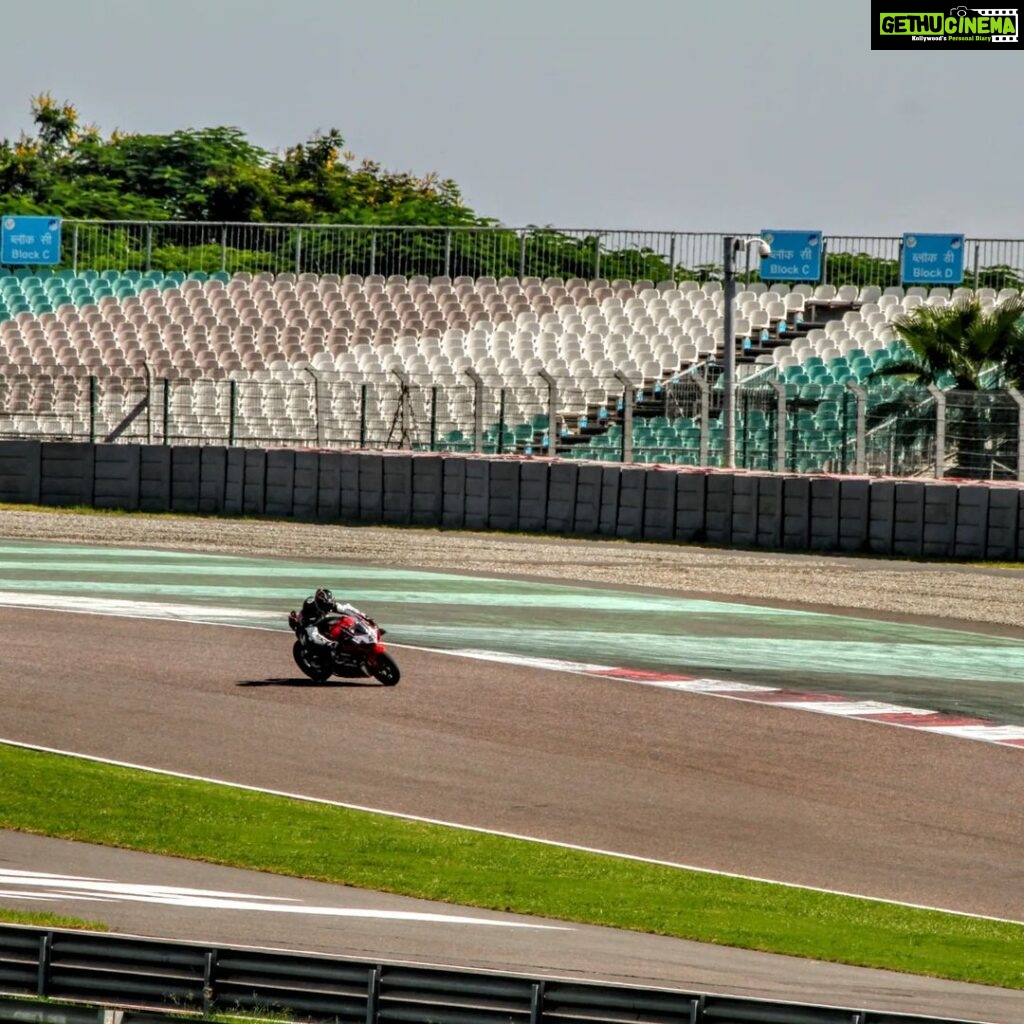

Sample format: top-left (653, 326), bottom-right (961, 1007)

top-left (1, 743), bottom-right (1021, 990)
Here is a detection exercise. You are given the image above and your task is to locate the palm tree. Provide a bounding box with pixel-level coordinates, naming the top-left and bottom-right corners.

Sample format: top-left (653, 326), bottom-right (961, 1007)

top-left (871, 296), bottom-right (1024, 478)
top-left (885, 295), bottom-right (1024, 389)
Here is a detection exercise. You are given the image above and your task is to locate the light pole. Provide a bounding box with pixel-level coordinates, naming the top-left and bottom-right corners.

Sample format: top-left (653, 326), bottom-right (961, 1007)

top-left (721, 234), bottom-right (771, 469)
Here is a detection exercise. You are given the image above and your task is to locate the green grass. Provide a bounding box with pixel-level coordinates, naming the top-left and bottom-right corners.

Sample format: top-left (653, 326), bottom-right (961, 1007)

top-left (0, 910), bottom-right (105, 931)
top-left (1, 744), bottom-right (1022, 990)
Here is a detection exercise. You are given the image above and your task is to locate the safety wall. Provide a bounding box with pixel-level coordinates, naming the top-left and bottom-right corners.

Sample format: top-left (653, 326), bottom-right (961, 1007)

top-left (1, 440), bottom-right (1023, 560)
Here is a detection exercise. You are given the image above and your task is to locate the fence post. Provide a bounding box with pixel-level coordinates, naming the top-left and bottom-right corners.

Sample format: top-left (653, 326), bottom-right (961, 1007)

top-left (593, 233), bottom-right (603, 281)
top-left (973, 242), bottom-right (980, 288)
top-left (1008, 387), bottom-right (1024, 482)
top-left (444, 229), bottom-right (452, 279)
top-left (295, 228), bottom-right (302, 276)
top-left (162, 378), bottom-right (171, 444)
top-left (697, 375), bottom-right (710, 467)
top-left (846, 381), bottom-right (867, 474)
top-left (71, 223), bottom-right (79, 275)
top-left (430, 384), bottom-right (438, 451)
top-left (391, 368), bottom-right (411, 448)
top-left (228, 378), bottom-right (238, 447)
top-left (668, 235), bottom-right (677, 282)
top-left (497, 388), bottom-right (507, 453)
top-left (518, 231), bottom-right (527, 279)
top-left (820, 237), bottom-right (829, 287)
top-left (303, 367), bottom-right (322, 447)
top-left (142, 363), bottom-right (152, 444)
top-left (36, 933), bottom-right (51, 996)
top-left (369, 231), bottom-right (377, 277)
top-left (537, 368), bottom-right (558, 456)
top-left (220, 226), bottom-right (228, 273)
top-left (770, 378), bottom-right (787, 473)
top-left (145, 224), bottom-right (153, 273)
top-left (465, 367), bottom-right (484, 453)
top-left (359, 382), bottom-right (368, 447)
top-left (614, 369), bottom-right (633, 463)
top-left (88, 375), bottom-right (98, 443)
top-left (928, 384), bottom-right (945, 479)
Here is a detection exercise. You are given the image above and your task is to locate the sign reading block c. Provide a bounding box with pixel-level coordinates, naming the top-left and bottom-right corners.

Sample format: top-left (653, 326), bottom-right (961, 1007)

top-left (1, 215), bottom-right (63, 265)
top-left (901, 233), bottom-right (964, 286)
top-left (759, 230), bottom-right (823, 282)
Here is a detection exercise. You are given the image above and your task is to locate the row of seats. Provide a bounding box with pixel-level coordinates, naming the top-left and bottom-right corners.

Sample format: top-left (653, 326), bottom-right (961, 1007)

top-left (1, 270), bottom-right (1018, 475)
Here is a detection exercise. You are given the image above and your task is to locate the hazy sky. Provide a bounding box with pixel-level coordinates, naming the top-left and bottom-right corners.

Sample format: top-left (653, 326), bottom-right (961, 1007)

top-left (2, 0), bottom-right (1019, 237)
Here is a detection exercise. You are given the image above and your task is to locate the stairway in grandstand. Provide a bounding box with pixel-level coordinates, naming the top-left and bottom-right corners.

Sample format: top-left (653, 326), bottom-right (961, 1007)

top-left (0, 267), bottom-right (1016, 470)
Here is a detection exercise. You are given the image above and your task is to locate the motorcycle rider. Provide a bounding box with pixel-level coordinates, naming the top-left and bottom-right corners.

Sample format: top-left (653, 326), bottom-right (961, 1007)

top-left (288, 587), bottom-right (372, 652)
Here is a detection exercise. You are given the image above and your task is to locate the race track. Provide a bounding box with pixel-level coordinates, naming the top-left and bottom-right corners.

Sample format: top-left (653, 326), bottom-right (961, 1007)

top-left (0, 541), bottom-right (1022, 1022)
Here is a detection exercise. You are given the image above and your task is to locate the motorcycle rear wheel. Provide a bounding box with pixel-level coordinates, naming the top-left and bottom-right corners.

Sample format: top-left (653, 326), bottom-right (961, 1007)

top-left (293, 641), bottom-right (332, 684)
top-left (370, 652), bottom-right (400, 686)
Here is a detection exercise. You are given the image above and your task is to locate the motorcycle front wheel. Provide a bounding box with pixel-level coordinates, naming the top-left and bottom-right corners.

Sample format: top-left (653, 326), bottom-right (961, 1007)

top-left (293, 641), bottom-right (333, 684)
top-left (370, 652), bottom-right (400, 686)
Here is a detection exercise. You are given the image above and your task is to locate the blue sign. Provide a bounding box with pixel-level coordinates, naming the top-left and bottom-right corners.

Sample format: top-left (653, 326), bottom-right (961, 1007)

top-left (759, 229), bottom-right (823, 282)
top-left (1, 215), bottom-right (62, 265)
top-left (901, 233), bottom-right (964, 285)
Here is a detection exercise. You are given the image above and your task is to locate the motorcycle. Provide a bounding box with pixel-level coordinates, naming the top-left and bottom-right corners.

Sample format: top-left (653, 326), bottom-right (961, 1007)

top-left (289, 610), bottom-right (401, 686)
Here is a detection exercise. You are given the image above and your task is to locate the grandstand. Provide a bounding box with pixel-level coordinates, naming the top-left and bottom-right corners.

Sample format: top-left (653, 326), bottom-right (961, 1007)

top-left (0, 265), bottom-right (1020, 478)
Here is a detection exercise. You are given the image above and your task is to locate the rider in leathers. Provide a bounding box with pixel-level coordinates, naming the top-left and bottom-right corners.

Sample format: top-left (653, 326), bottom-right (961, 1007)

top-left (289, 587), bottom-right (370, 653)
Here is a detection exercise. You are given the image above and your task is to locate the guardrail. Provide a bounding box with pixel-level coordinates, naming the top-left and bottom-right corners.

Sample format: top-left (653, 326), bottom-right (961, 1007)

top-left (0, 925), bottom-right (986, 1024)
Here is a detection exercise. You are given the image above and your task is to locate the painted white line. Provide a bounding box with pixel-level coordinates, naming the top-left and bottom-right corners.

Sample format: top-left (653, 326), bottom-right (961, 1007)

top-left (1, 738), bottom-right (1020, 926)
top-left (770, 701), bottom-right (928, 716)
top-left (0, 869), bottom-right (566, 929)
top-left (920, 725), bottom-right (1024, 741)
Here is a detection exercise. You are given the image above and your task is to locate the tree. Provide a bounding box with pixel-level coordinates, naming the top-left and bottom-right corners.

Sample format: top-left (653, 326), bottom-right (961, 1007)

top-left (885, 296), bottom-right (1024, 389)
top-left (871, 297), bottom-right (1024, 478)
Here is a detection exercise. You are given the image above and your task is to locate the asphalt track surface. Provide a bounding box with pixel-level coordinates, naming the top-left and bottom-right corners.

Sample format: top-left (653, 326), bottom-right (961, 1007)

top-left (1, 600), bottom-right (1023, 1020)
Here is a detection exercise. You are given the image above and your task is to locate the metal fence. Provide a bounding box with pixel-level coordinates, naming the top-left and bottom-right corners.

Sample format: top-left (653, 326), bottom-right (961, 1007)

top-left (44, 221), bottom-right (1024, 290)
top-left (0, 925), bottom-right (986, 1024)
top-left (2, 370), bottom-right (1021, 480)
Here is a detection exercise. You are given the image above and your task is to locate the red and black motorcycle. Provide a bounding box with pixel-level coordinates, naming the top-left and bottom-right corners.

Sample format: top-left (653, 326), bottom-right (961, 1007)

top-left (289, 610), bottom-right (401, 686)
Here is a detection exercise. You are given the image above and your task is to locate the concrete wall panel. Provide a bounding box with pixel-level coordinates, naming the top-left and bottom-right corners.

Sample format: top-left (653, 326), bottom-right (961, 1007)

top-left (518, 461), bottom-right (549, 533)
top-left (0, 440), bottom-right (42, 504)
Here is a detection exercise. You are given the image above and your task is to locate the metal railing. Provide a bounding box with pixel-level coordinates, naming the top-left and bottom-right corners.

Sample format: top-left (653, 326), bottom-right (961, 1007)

top-left (2, 370), bottom-right (1021, 480)
top-left (28, 220), bottom-right (1024, 290)
top-left (0, 925), bottom-right (986, 1024)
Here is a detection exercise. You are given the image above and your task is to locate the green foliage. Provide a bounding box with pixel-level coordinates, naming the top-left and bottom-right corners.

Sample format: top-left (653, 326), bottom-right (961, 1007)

top-left (0, 96), bottom-right (475, 228)
top-left (883, 296), bottom-right (1024, 390)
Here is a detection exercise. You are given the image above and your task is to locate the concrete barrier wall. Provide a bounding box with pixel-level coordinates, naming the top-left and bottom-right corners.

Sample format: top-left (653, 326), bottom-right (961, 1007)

top-left (0, 440), bottom-right (42, 505)
top-left (2, 441), bottom-right (1023, 560)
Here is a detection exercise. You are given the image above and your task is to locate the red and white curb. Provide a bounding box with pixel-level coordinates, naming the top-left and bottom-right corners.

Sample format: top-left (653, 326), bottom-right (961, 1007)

top-left (408, 647), bottom-right (1024, 750)
top-left (588, 667), bottom-right (1024, 748)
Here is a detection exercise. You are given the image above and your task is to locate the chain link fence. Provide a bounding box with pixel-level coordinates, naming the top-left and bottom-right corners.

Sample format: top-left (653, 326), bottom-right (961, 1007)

top-left (3, 371), bottom-right (1020, 480)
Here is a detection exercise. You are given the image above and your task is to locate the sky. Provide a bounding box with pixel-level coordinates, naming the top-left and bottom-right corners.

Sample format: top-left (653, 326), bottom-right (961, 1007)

top-left (1, 0), bottom-right (1019, 238)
